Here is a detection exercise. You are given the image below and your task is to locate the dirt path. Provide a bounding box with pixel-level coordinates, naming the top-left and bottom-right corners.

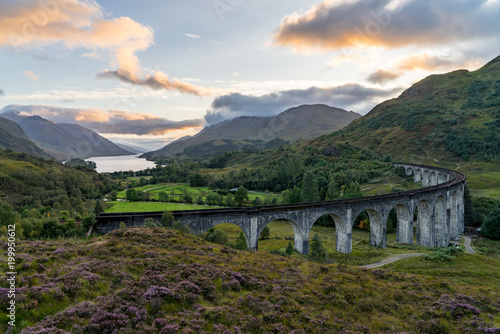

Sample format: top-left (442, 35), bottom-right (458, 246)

top-left (461, 236), bottom-right (475, 254)
top-left (359, 253), bottom-right (426, 269)
top-left (142, 186), bottom-right (165, 193)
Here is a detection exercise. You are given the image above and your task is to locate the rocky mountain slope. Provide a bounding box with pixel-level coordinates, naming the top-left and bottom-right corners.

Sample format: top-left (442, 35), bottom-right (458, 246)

top-left (0, 115), bottom-right (49, 158)
top-left (143, 104), bottom-right (360, 159)
top-left (2, 111), bottom-right (131, 159)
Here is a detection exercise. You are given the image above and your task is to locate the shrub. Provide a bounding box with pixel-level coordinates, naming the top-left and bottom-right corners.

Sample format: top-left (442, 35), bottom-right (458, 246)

top-left (205, 228), bottom-right (228, 245)
top-left (41, 217), bottom-right (61, 238)
top-left (171, 221), bottom-right (192, 234)
top-left (285, 241), bottom-right (294, 255)
top-left (422, 247), bottom-right (463, 262)
top-left (259, 226), bottom-right (270, 240)
top-left (143, 218), bottom-right (158, 227)
top-left (119, 222), bottom-right (127, 229)
top-left (270, 249), bottom-right (288, 257)
top-left (161, 211), bottom-right (174, 227)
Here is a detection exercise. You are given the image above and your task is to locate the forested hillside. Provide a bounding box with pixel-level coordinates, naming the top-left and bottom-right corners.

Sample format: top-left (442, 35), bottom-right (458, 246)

top-left (308, 56), bottom-right (500, 162)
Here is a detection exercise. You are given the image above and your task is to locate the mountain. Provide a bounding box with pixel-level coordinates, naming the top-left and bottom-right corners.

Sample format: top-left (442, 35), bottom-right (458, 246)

top-left (142, 104), bottom-right (360, 159)
top-left (115, 143), bottom-right (148, 154)
top-left (0, 115), bottom-right (49, 158)
top-left (309, 56), bottom-right (500, 162)
top-left (1, 111), bottom-right (132, 159)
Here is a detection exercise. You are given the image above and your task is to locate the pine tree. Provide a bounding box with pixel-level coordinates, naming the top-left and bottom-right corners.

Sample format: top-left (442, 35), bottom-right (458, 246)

top-left (94, 200), bottom-right (104, 215)
top-left (260, 226), bottom-right (270, 240)
top-left (161, 211), bottom-right (174, 227)
top-left (327, 178), bottom-right (339, 200)
top-left (310, 233), bottom-right (326, 261)
top-left (233, 232), bottom-right (248, 250)
top-left (464, 186), bottom-right (476, 226)
top-left (302, 170), bottom-right (319, 202)
top-left (285, 241), bottom-right (294, 255)
top-left (481, 207), bottom-right (500, 240)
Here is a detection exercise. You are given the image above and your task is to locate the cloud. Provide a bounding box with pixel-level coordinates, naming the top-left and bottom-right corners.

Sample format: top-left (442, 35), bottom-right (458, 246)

top-left (205, 84), bottom-right (400, 123)
top-left (396, 53), bottom-right (455, 71)
top-left (366, 52), bottom-right (482, 84)
top-left (0, 89), bottom-right (4, 96)
top-left (367, 69), bottom-right (402, 84)
top-left (0, 0), bottom-right (211, 95)
top-left (184, 33), bottom-right (201, 39)
top-left (24, 70), bottom-right (39, 81)
top-left (1, 105), bottom-right (204, 136)
top-left (273, 0), bottom-right (500, 51)
top-left (97, 69), bottom-right (216, 96)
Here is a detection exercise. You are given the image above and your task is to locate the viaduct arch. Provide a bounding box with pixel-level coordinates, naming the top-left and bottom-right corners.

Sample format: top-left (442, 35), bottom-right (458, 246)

top-left (96, 163), bottom-right (466, 254)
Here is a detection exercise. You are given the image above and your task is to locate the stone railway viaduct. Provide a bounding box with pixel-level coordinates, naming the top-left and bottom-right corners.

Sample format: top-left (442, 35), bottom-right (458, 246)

top-left (96, 163), bottom-right (466, 255)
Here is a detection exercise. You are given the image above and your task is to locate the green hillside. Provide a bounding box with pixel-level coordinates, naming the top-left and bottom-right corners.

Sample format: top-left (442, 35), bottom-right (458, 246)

top-left (310, 56), bottom-right (500, 162)
top-left (0, 149), bottom-right (114, 210)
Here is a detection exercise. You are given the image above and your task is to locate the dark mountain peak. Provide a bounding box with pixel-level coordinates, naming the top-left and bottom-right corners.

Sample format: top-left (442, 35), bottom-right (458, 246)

top-left (1, 112), bottom-right (131, 159)
top-left (143, 104), bottom-right (360, 159)
top-left (0, 116), bottom-right (49, 158)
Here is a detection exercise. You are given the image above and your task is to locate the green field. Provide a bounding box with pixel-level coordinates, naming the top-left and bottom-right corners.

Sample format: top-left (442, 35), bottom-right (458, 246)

top-left (105, 201), bottom-right (221, 213)
top-left (116, 182), bottom-right (282, 204)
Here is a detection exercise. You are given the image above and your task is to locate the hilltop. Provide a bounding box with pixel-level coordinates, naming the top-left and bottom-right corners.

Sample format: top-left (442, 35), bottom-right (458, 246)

top-left (307, 56), bottom-right (500, 162)
top-left (142, 104), bottom-right (360, 159)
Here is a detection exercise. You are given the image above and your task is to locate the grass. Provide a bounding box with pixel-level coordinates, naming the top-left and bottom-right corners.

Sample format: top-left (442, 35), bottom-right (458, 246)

top-left (386, 252), bottom-right (500, 287)
top-left (212, 221), bottom-right (429, 266)
top-left (105, 201), bottom-right (220, 213)
top-left (472, 238), bottom-right (500, 259)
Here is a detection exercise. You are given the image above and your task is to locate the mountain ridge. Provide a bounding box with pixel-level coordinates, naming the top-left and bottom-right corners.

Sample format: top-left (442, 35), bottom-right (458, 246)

top-left (1, 110), bottom-right (132, 160)
top-left (0, 115), bottom-right (50, 158)
top-left (142, 104), bottom-right (360, 159)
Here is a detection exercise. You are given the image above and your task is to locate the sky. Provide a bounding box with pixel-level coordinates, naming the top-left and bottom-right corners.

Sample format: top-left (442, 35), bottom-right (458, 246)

top-left (0, 0), bottom-right (499, 150)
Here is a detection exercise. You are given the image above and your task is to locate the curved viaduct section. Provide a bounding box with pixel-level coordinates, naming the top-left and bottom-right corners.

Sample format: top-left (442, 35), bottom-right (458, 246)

top-left (96, 163), bottom-right (465, 254)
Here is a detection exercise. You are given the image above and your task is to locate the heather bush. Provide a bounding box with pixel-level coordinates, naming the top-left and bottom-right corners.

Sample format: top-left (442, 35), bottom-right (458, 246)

top-left (6, 228), bottom-right (500, 333)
